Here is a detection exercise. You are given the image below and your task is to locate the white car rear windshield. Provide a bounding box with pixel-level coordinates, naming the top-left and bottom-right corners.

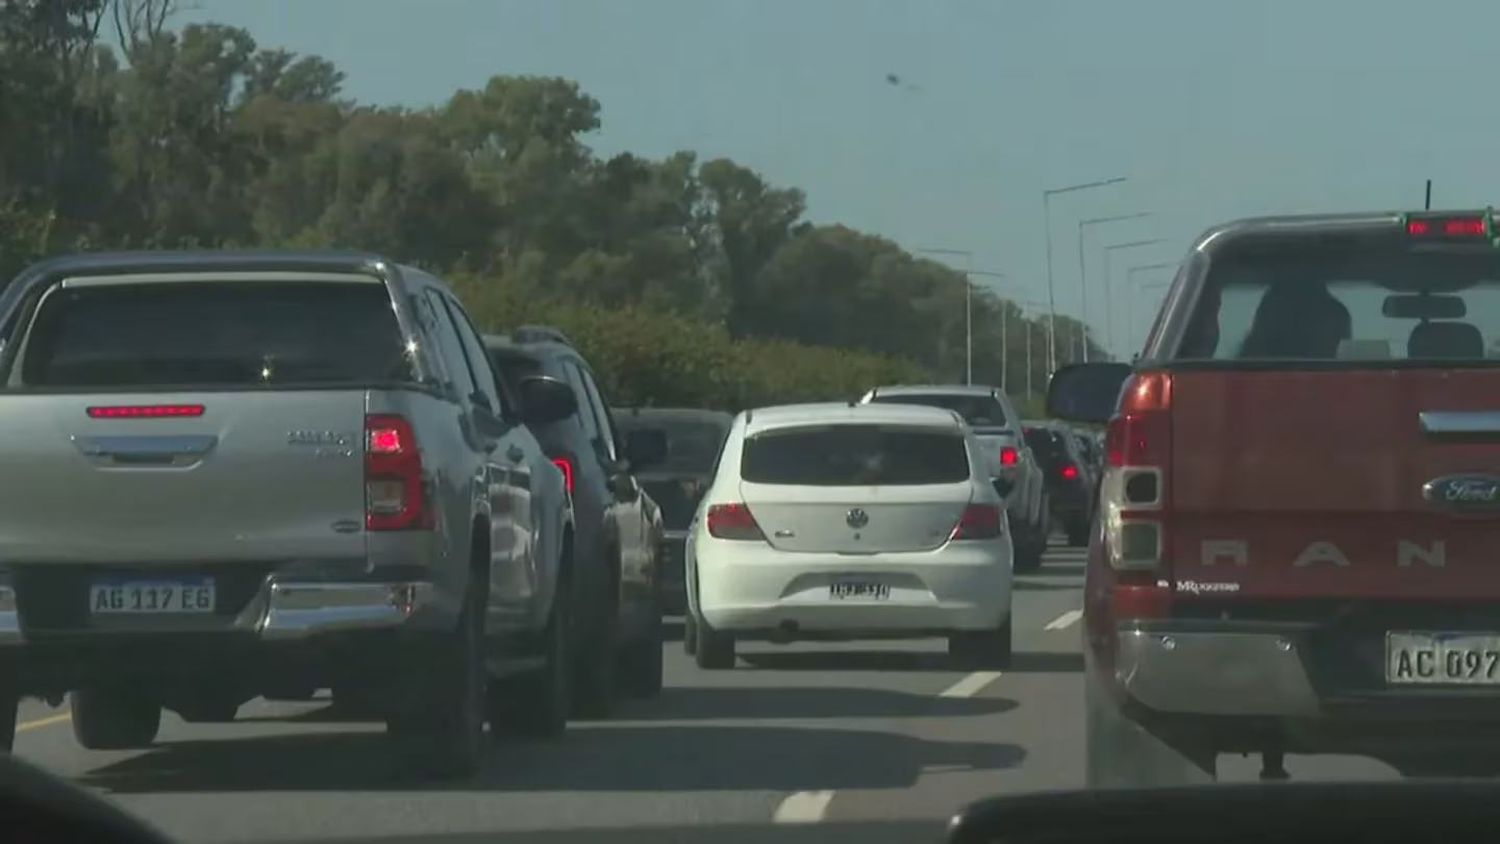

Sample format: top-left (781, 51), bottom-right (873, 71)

top-left (740, 424), bottom-right (969, 486)
top-left (18, 281), bottom-right (414, 388)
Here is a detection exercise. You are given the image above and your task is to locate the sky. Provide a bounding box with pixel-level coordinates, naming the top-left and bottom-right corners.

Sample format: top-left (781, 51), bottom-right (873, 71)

top-left (184, 0), bottom-right (1500, 357)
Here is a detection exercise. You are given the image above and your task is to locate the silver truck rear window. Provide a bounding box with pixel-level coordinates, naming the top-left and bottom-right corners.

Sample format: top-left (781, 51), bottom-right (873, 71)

top-left (740, 424), bottom-right (969, 486)
top-left (19, 281), bottom-right (413, 388)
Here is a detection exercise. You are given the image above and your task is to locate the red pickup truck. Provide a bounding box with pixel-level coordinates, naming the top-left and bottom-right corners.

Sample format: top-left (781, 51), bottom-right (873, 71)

top-left (1049, 209), bottom-right (1500, 784)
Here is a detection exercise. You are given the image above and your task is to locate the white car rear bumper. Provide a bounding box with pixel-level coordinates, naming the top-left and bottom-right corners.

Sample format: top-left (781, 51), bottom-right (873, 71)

top-left (693, 539), bottom-right (1011, 637)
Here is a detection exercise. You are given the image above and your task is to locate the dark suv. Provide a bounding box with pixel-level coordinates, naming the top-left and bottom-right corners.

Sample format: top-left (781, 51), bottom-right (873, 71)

top-left (485, 326), bottom-right (667, 717)
top-left (1022, 422), bottom-right (1099, 547)
top-left (613, 407), bottom-right (733, 614)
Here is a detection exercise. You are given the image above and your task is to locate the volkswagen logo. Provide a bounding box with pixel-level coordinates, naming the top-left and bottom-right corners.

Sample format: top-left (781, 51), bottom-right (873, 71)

top-left (1423, 474), bottom-right (1500, 510)
top-left (846, 507), bottom-right (869, 529)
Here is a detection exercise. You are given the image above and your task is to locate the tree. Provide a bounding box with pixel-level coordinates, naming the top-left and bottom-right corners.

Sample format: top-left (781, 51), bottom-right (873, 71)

top-left (697, 158), bottom-right (805, 336)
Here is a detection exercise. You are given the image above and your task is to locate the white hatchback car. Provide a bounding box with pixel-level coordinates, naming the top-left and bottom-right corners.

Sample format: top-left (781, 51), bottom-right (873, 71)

top-left (684, 402), bottom-right (1013, 670)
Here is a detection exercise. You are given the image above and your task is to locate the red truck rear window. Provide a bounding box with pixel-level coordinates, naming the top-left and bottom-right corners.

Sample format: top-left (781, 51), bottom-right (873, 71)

top-left (1180, 247), bottom-right (1500, 363)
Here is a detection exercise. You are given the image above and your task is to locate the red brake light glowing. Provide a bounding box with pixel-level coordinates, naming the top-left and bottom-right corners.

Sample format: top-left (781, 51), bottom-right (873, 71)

top-left (1060, 464), bottom-right (1080, 480)
top-left (999, 446), bottom-right (1019, 467)
top-left (951, 503), bottom-right (1003, 540)
top-left (364, 414), bottom-right (431, 531)
top-left (1444, 218), bottom-right (1487, 237)
top-left (706, 503), bottom-right (764, 541)
top-left (1407, 215), bottom-right (1487, 239)
top-left (552, 457), bottom-right (575, 494)
top-left (87, 404), bottom-right (204, 419)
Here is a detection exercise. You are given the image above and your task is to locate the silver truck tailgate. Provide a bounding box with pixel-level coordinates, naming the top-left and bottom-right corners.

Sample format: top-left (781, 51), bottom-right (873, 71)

top-left (0, 392), bottom-right (368, 564)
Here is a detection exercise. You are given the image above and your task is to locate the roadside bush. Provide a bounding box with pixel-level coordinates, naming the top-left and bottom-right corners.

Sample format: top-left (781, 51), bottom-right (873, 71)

top-left (450, 275), bottom-right (928, 411)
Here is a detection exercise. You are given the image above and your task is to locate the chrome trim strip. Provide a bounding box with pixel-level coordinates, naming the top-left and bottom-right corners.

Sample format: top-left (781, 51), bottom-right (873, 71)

top-left (1420, 411), bottom-right (1500, 435)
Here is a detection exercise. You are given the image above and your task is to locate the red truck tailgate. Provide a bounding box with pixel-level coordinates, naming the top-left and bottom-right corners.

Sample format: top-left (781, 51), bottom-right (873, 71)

top-left (1170, 368), bottom-right (1500, 599)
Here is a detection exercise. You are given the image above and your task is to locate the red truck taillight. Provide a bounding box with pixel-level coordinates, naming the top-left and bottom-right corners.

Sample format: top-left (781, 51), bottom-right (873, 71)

top-left (365, 414), bottom-right (432, 531)
top-left (1100, 372), bottom-right (1172, 617)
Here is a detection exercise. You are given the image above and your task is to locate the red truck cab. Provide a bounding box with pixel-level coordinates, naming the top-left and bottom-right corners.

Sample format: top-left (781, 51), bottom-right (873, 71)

top-left (1051, 209), bottom-right (1500, 784)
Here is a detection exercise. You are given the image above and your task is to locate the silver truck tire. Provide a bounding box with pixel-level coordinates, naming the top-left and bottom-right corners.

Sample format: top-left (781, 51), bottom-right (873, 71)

top-left (493, 562), bottom-right (572, 739)
top-left (71, 688), bottom-right (160, 750)
top-left (387, 578), bottom-right (486, 779)
top-left (949, 613), bottom-right (1013, 670)
top-left (1085, 659), bottom-right (1216, 787)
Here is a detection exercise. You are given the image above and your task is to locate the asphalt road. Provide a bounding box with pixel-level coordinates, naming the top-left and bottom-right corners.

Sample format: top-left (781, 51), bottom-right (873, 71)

top-left (11, 541), bottom-right (1397, 843)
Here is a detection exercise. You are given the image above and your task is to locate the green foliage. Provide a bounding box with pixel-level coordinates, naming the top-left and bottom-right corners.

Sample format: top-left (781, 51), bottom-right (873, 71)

top-left (0, 5), bottom-right (1109, 412)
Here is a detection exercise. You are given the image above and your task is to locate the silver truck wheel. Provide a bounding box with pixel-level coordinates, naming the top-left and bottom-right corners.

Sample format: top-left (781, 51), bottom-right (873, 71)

top-left (493, 566), bottom-right (571, 739)
top-left (71, 688), bottom-right (160, 750)
top-left (1085, 660), bottom-right (1216, 787)
top-left (388, 578), bottom-right (485, 779)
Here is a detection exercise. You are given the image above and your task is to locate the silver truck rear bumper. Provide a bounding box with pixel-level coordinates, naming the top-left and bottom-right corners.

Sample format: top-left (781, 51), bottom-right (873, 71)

top-left (0, 580), bottom-right (438, 644)
top-left (1115, 624), bottom-right (1321, 717)
top-left (259, 581), bottom-right (437, 640)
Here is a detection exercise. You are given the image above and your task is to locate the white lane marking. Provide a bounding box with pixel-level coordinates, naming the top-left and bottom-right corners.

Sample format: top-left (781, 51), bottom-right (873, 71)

top-left (773, 790), bottom-right (835, 823)
top-left (938, 670), bottom-right (1003, 699)
top-left (17, 712), bottom-right (70, 732)
top-left (1045, 609), bottom-right (1083, 631)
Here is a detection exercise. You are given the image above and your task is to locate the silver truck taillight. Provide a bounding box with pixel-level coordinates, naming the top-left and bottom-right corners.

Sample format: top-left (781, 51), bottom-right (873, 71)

top-left (365, 414), bottom-right (432, 531)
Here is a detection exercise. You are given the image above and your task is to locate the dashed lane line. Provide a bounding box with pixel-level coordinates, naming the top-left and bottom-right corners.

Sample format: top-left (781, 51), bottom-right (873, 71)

top-left (17, 712), bottom-right (70, 732)
top-left (1044, 609), bottom-right (1083, 631)
top-left (773, 790), bottom-right (835, 824)
top-left (937, 670), bottom-right (1003, 699)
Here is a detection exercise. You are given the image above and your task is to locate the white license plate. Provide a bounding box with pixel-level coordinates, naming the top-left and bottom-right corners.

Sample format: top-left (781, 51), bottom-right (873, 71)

top-left (1386, 631), bottom-right (1500, 685)
top-left (90, 579), bottom-right (215, 615)
top-left (829, 580), bottom-right (890, 600)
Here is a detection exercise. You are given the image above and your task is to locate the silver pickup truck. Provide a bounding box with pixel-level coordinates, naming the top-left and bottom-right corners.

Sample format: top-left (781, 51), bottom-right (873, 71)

top-left (0, 251), bottom-right (578, 779)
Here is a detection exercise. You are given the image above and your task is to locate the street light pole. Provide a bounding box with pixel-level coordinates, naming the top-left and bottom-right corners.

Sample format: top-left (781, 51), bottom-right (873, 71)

top-left (917, 247), bottom-right (974, 383)
top-left (1100, 238), bottom-right (1165, 356)
top-left (1077, 212), bottom-right (1151, 362)
top-left (1126, 263), bottom-right (1176, 353)
top-left (1042, 176), bottom-right (1127, 375)
top-left (967, 269), bottom-right (1009, 389)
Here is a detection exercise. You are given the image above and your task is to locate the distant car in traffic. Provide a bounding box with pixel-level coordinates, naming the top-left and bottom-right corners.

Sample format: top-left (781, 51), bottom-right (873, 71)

top-left (485, 326), bottom-right (668, 716)
top-left (1022, 422), bottom-right (1099, 547)
top-left (613, 407), bottom-right (734, 615)
top-left (685, 402), bottom-right (1014, 670)
top-left (859, 385), bottom-right (1049, 571)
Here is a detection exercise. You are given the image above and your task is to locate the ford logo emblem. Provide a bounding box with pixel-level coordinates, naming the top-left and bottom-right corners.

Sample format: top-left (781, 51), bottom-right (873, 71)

top-left (846, 507), bottom-right (869, 529)
top-left (1423, 474), bottom-right (1500, 509)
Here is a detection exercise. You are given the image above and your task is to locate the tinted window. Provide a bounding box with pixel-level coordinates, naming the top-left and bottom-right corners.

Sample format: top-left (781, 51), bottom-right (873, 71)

top-left (418, 290), bottom-right (475, 395)
top-left (741, 424), bottom-right (970, 486)
top-left (560, 360), bottom-right (602, 442)
top-left (437, 294), bottom-right (507, 417)
top-left (575, 364), bottom-right (618, 460)
top-left (489, 349), bottom-right (540, 398)
top-left (19, 281), bottom-right (413, 388)
top-left (616, 415), bottom-right (730, 475)
top-left (1183, 243), bottom-right (1500, 363)
top-left (869, 393), bottom-right (1008, 428)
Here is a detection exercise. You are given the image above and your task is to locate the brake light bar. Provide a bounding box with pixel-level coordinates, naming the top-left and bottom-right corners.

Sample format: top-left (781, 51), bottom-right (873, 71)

top-left (87, 404), bottom-right (204, 419)
top-left (1406, 212), bottom-right (1491, 240)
